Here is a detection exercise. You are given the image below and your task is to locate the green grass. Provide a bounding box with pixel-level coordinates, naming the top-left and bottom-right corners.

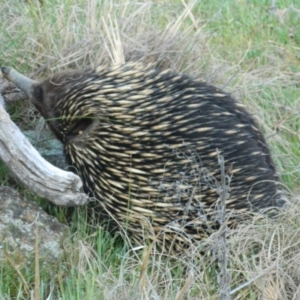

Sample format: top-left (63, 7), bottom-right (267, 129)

top-left (0, 0), bottom-right (300, 299)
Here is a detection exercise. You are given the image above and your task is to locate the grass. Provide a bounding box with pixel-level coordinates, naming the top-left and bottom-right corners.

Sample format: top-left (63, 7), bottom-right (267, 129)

top-left (0, 0), bottom-right (300, 299)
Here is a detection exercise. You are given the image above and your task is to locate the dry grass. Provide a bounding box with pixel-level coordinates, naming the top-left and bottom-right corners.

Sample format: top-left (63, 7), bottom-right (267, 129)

top-left (0, 0), bottom-right (300, 299)
top-left (48, 197), bottom-right (300, 300)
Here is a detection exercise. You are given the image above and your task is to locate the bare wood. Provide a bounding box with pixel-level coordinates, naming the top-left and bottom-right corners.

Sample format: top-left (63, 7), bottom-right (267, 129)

top-left (0, 75), bottom-right (27, 103)
top-left (0, 91), bottom-right (88, 206)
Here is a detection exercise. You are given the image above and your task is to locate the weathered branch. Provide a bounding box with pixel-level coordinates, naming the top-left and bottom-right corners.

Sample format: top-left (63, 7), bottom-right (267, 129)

top-left (0, 75), bottom-right (27, 103)
top-left (0, 90), bottom-right (88, 207)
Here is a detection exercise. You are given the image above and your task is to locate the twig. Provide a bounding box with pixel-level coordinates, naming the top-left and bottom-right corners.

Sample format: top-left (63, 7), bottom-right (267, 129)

top-left (230, 265), bottom-right (276, 296)
top-left (34, 224), bottom-right (40, 300)
top-left (216, 153), bottom-right (231, 300)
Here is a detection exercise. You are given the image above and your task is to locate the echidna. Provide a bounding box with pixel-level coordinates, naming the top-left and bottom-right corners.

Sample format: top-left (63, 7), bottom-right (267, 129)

top-left (1, 63), bottom-right (284, 249)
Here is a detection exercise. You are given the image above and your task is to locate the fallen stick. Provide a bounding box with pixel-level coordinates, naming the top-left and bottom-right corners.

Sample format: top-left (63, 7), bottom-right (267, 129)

top-left (0, 89), bottom-right (88, 207)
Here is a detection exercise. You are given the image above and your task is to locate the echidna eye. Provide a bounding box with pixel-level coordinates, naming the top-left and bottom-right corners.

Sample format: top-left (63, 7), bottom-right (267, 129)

top-left (67, 116), bottom-right (95, 140)
top-left (33, 86), bottom-right (43, 101)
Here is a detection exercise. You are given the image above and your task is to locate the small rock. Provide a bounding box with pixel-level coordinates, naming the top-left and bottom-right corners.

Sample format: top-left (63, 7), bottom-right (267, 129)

top-left (24, 129), bottom-right (67, 169)
top-left (0, 186), bottom-right (69, 265)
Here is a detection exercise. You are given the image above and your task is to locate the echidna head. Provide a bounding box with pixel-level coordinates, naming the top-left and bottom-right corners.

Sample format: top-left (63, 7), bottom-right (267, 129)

top-left (1, 67), bottom-right (95, 142)
top-left (32, 71), bottom-right (97, 143)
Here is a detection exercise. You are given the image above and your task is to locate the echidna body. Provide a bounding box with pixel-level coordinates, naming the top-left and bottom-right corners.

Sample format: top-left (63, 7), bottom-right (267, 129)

top-left (2, 63), bottom-right (284, 248)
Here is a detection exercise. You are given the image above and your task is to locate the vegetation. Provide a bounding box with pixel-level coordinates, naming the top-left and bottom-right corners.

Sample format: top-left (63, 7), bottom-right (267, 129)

top-left (0, 0), bottom-right (299, 299)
